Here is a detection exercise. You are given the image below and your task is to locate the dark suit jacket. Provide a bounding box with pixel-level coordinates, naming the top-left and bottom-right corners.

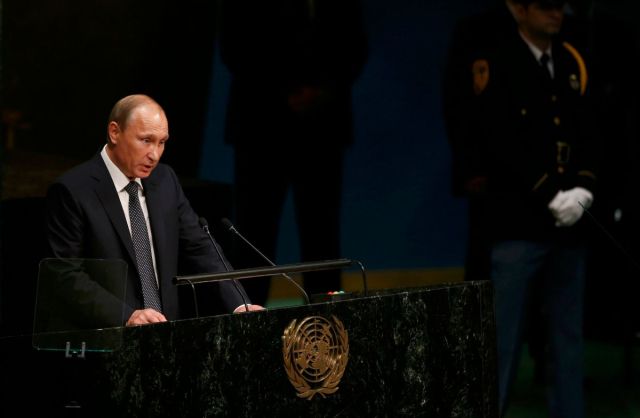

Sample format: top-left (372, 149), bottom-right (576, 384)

top-left (45, 153), bottom-right (246, 324)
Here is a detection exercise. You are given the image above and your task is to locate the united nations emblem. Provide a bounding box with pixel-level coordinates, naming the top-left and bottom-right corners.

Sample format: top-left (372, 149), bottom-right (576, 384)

top-left (282, 315), bottom-right (349, 400)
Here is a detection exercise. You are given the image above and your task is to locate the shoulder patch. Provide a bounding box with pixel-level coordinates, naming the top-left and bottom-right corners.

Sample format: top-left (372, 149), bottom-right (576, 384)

top-left (472, 59), bottom-right (490, 95)
top-left (562, 42), bottom-right (588, 95)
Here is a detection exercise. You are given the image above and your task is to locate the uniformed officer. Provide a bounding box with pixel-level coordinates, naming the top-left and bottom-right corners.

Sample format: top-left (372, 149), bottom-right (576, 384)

top-left (444, 1), bottom-right (597, 417)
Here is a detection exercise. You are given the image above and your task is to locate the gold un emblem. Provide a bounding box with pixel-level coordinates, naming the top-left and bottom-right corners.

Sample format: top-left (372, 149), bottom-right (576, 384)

top-left (282, 315), bottom-right (349, 399)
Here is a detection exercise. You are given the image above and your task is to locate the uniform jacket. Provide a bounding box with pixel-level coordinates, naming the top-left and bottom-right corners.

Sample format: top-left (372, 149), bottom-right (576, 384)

top-left (445, 7), bottom-right (598, 241)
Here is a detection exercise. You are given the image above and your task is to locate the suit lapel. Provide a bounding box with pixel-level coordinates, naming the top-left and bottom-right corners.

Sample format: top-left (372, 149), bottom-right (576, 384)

top-left (144, 171), bottom-right (182, 318)
top-left (90, 155), bottom-right (137, 266)
top-left (142, 176), bottom-right (167, 283)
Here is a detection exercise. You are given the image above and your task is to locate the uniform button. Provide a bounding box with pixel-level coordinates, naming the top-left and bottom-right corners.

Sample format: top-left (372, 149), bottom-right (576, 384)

top-left (551, 95), bottom-right (557, 102)
top-left (521, 108), bottom-right (527, 116)
top-left (553, 117), bottom-right (561, 126)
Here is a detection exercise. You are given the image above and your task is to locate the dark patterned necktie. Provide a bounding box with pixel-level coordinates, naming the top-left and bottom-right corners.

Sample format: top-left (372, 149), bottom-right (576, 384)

top-left (124, 181), bottom-right (163, 312)
top-left (540, 53), bottom-right (553, 81)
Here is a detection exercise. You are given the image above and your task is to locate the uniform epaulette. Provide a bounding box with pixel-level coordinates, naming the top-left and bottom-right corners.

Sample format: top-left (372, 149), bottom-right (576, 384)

top-left (562, 42), bottom-right (587, 95)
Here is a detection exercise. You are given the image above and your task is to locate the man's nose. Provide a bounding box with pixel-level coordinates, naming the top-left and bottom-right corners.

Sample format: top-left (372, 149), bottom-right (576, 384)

top-left (148, 146), bottom-right (159, 161)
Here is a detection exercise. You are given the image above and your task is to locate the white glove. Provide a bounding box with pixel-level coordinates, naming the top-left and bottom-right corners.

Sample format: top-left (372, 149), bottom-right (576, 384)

top-left (548, 187), bottom-right (593, 227)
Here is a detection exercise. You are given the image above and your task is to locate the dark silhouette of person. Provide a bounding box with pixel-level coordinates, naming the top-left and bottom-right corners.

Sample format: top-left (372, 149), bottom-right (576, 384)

top-left (218, 0), bottom-right (368, 305)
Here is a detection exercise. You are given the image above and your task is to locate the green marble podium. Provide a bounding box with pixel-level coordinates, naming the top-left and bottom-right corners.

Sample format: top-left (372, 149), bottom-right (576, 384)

top-left (0, 280), bottom-right (497, 417)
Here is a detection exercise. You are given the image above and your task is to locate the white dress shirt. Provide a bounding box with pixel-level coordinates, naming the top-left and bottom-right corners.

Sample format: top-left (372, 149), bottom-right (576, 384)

top-left (100, 145), bottom-right (159, 286)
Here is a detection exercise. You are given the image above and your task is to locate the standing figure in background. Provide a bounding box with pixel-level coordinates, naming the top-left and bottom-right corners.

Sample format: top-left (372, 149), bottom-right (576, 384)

top-left (444, 1), bottom-right (599, 417)
top-left (219, 0), bottom-right (368, 305)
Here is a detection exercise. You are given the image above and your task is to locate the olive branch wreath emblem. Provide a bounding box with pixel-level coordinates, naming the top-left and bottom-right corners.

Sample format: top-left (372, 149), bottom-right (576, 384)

top-left (282, 315), bottom-right (349, 400)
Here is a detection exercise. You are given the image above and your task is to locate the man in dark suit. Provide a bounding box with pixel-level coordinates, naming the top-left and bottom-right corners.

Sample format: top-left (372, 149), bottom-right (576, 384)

top-left (218, 0), bottom-right (368, 305)
top-left (444, 1), bottom-right (598, 417)
top-left (46, 94), bottom-right (262, 327)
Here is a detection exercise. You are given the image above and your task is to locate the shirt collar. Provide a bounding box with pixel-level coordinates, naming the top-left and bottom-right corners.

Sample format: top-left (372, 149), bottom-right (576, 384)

top-left (100, 145), bottom-right (143, 192)
top-left (518, 30), bottom-right (552, 62)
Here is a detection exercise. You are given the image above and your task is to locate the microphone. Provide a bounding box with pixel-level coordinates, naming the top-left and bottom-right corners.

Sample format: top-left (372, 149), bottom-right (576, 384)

top-left (199, 217), bottom-right (250, 313)
top-left (221, 218), bottom-right (310, 305)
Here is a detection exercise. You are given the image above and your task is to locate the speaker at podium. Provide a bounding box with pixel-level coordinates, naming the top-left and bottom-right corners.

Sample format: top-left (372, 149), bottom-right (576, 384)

top-left (1, 248), bottom-right (498, 416)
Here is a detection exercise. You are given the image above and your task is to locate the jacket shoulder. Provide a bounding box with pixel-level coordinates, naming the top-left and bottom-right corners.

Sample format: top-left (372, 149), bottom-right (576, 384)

top-left (52, 155), bottom-right (104, 190)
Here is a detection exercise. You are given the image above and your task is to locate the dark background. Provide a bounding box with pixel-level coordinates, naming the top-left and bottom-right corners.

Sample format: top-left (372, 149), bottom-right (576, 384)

top-left (1, 0), bottom-right (217, 176)
top-left (1, 0), bottom-right (640, 343)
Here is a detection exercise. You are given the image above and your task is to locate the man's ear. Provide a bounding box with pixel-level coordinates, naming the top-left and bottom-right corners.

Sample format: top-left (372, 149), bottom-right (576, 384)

top-left (107, 121), bottom-right (120, 145)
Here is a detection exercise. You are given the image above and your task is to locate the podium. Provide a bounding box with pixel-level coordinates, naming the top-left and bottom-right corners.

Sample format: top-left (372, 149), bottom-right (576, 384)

top-left (1, 276), bottom-right (497, 417)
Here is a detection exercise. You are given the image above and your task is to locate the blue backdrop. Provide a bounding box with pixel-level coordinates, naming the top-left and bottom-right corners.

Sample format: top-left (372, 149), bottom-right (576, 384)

top-left (200, 0), bottom-right (493, 271)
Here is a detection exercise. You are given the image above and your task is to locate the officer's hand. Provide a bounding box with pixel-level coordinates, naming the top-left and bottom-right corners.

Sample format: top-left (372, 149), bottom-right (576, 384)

top-left (548, 187), bottom-right (593, 227)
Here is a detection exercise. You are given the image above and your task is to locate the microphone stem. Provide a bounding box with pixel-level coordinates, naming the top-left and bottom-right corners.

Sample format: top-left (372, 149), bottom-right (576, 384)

top-left (281, 272), bottom-right (311, 305)
top-left (355, 260), bottom-right (368, 296)
top-left (185, 279), bottom-right (199, 318)
top-left (204, 225), bottom-right (250, 312)
top-left (579, 202), bottom-right (640, 273)
top-left (229, 226), bottom-right (310, 305)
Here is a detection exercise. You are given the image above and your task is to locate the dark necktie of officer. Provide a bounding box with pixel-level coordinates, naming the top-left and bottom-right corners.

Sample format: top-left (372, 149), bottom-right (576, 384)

top-left (540, 53), bottom-right (553, 81)
top-left (124, 181), bottom-right (163, 312)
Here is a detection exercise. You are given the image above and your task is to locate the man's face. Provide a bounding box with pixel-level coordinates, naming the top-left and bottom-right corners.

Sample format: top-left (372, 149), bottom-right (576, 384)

top-left (521, 2), bottom-right (565, 38)
top-left (108, 103), bottom-right (169, 179)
